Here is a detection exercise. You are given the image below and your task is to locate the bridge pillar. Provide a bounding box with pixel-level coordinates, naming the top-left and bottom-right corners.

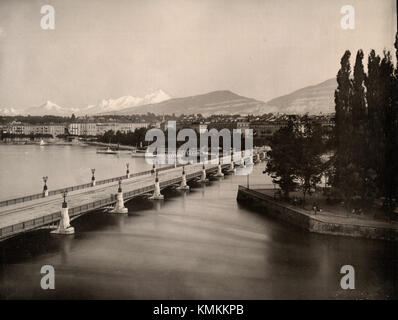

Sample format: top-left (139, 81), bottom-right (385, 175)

top-left (177, 166), bottom-right (189, 190)
top-left (149, 171), bottom-right (164, 200)
top-left (240, 159), bottom-right (246, 168)
top-left (215, 160), bottom-right (224, 177)
top-left (199, 164), bottom-right (208, 183)
top-left (51, 192), bottom-right (74, 235)
top-left (228, 159), bottom-right (235, 173)
top-left (254, 153), bottom-right (260, 164)
top-left (110, 180), bottom-right (128, 214)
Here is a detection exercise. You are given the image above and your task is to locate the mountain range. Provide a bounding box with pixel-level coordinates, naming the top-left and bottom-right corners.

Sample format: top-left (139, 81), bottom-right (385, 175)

top-left (0, 79), bottom-right (337, 116)
top-left (0, 90), bottom-right (171, 117)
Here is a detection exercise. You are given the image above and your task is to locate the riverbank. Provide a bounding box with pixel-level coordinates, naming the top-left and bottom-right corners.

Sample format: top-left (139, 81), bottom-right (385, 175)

top-left (237, 186), bottom-right (398, 241)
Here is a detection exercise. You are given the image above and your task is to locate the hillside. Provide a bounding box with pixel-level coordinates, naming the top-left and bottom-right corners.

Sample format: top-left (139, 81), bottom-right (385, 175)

top-left (104, 79), bottom-right (337, 116)
top-left (264, 78), bottom-right (336, 114)
top-left (103, 90), bottom-right (270, 116)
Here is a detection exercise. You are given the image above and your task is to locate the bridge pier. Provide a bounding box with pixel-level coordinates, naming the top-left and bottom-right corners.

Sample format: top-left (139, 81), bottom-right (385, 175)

top-left (215, 160), bottom-right (224, 177)
top-left (199, 164), bottom-right (209, 183)
top-left (228, 158), bottom-right (235, 173)
top-left (254, 154), bottom-right (260, 164)
top-left (51, 192), bottom-right (74, 235)
top-left (177, 166), bottom-right (190, 190)
top-left (149, 172), bottom-right (164, 200)
top-left (240, 159), bottom-right (246, 168)
top-left (109, 180), bottom-right (128, 214)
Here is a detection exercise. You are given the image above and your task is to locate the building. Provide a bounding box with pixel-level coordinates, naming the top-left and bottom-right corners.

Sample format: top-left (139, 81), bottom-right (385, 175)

top-left (9, 121), bottom-right (24, 135)
top-left (94, 122), bottom-right (149, 135)
top-left (207, 121), bottom-right (236, 132)
top-left (236, 120), bottom-right (250, 133)
top-left (24, 124), bottom-right (66, 137)
top-left (250, 121), bottom-right (286, 138)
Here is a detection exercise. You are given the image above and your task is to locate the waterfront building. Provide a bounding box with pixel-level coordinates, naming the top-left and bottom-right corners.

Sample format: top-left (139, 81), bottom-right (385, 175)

top-left (24, 124), bottom-right (66, 137)
top-left (95, 122), bottom-right (149, 135)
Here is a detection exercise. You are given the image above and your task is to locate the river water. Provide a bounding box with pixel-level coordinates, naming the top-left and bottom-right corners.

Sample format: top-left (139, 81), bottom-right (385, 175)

top-left (0, 145), bottom-right (397, 299)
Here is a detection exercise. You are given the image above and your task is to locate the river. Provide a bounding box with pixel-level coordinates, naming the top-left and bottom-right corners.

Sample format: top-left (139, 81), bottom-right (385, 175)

top-left (0, 145), bottom-right (396, 299)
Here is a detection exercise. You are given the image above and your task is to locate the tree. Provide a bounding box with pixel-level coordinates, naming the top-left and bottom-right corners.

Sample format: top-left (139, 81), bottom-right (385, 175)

top-left (265, 119), bottom-right (300, 199)
top-left (295, 116), bottom-right (324, 203)
top-left (331, 40), bottom-right (398, 213)
top-left (351, 50), bottom-right (373, 202)
top-left (378, 51), bottom-right (396, 211)
top-left (333, 50), bottom-right (353, 194)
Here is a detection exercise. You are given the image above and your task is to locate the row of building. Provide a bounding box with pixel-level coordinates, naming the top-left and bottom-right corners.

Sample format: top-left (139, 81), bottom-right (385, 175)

top-left (1, 115), bottom-right (333, 139)
top-left (1, 121), bottom-right (151, 137)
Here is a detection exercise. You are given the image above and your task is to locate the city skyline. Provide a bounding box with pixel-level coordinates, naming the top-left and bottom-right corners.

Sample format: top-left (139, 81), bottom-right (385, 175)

top-left (0, 0), bottom-right (396, 110)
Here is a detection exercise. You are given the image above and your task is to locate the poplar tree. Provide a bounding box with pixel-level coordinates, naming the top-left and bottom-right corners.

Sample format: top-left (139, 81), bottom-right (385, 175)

top-left (378, 51), bottom-right (396, 210)
top-left (351, 50), bottom-right (373, 201)
top-left (333, 50), bottom-right (353, 197)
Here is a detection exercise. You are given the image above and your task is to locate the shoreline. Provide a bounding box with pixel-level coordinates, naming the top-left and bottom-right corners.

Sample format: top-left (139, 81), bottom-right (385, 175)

top-left (237, 185), bottom-right (398, 241)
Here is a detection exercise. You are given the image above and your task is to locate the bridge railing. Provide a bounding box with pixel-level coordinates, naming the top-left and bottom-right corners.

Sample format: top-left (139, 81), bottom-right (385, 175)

top-left (0, 211), bottom-right (62, 240)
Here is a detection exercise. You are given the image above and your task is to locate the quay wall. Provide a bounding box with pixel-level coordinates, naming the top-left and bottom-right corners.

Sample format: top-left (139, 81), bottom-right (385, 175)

top-left (237, 186), bottom-right (398, 241)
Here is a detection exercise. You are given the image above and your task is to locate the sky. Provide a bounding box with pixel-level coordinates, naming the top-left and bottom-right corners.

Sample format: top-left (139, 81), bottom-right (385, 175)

top-left (0, 0), bottom-right (396, 110)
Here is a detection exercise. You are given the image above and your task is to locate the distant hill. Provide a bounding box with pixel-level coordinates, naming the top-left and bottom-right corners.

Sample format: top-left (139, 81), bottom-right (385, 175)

top-left (264, 78), bottom-right (336, 114)
top-left (104, 90), bottom-right (270, 116)
top-left (3, 79), bottom-right (337, 117)
top-left (104, 79), bottom-right (337, 116)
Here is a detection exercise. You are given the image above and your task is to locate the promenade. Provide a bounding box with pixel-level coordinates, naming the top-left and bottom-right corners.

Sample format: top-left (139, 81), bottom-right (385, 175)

top-left (237, 186), bottom-right (398, 241)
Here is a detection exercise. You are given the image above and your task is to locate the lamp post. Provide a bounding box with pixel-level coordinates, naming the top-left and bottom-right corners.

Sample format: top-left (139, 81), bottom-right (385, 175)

top-left (126, 163), bottom-right (130, 178)
top-left (91, 168), bottom-right (96, 186)
top-left (62, 190), bottom-right (68, 208)
top-left (43, 176), bottom-right (48, 197)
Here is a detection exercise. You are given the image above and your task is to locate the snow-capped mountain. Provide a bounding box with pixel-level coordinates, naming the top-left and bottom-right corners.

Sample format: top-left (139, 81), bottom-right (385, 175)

top-left (80, 89), bottom-right (171, 115)
top-left (0, 107), bottom-right (18, 116)
top-left (23, 101), bottom-right (79, 117)
top-left (1, 90), bottom-right (171, 116)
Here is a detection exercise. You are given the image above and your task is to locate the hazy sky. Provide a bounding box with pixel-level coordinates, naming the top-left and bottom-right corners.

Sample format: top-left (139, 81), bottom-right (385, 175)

top-left (0, 0), bottom-right (396, 109)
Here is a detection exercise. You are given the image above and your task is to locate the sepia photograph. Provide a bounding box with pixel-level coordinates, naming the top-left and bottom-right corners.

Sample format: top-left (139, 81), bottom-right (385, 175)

top-left (0, 0), bottom-right (397, 308)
